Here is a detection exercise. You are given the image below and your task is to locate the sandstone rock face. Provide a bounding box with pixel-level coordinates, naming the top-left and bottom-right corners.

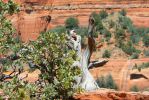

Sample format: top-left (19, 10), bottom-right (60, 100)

top-left (10, 0), bottom-right (149, 40)
top-left (73, 89), bottom-right (149, 100)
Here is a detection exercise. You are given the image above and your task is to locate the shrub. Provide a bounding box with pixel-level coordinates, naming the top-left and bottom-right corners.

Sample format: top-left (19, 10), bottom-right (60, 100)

top-left (142, 35), bottom-right (149, 47)
top-left (102, 50), bottom-right (111, 58)
top-left (75, 27), bottom-right (88, 47)
top-left (99, 10), bottom-right (108, 19)
top-left (115, 28), bottom-right (125, 40)
top-left (130, 53), bottom-right (139, 59)
top-left (130, 85), bottom-right (139, 92)
top-left (21, 32), bottom-right (80, 99)
top-left (132, 62), bottom-right (149, 72)
top-left (119, 9), bottom-right (127, 16)
top-left (130, 34), bottom-right (141, 44)
top-left (91, 12), bottom-right (104, 31)
top-left (105, 74), bottom-right (118, 90)
top-left (96, 75), bottom-right (106, 88)
top-left (96, 74), bottom-right (118, 90)
top-left (48, 25), bottom-right (66, 34)
top-left (139, 62), bottom-right (149, 69)
top-left (119, 16), bottom-right (132, 30)
top-left (121, 41), bottom-right (140, 55)
top-left (144, 50), bottom-right (149, 57)
top-left (109, 20), bottom-right (115, 28)
top-left (101, 28), bottom-right (111, 42)
top-left (136, 27), bottom-right (149, 37)
top-left (65, 17), bottom-right (79, 29)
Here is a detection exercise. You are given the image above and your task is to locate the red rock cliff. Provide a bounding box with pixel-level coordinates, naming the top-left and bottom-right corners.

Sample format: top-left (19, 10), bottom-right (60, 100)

top-left (10, 0), bottom-right (149, 41)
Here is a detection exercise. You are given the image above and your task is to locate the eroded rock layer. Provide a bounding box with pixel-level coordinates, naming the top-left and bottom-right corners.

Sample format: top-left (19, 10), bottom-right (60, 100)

top-left (9, 0), bottom-right (149, 41)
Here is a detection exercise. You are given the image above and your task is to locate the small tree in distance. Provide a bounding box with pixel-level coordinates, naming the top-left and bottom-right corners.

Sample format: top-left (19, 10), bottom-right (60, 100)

top-left (65, 17), bottom-right (79, 29)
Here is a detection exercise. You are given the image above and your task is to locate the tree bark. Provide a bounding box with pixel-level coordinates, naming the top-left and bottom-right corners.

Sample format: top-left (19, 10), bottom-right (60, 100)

top-left (78, 15), bottom-right (99, 91)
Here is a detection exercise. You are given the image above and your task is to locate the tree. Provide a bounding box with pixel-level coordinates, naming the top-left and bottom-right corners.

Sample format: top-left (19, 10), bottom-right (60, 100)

top-left (0, 0), bottom-right (20, 80)
top-left (21, 32), bottom-right (80, 99)
top-left (65, 17), bottom-right (79, 29)
top-left (0, 1), bottom-right (80, 99)
top-left (70, 15), bottom-right (108, 91)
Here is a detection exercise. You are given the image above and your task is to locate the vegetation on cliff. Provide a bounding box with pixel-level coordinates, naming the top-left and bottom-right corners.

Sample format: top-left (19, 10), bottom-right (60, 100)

top-left (0, 1), bottom-right (80, 99)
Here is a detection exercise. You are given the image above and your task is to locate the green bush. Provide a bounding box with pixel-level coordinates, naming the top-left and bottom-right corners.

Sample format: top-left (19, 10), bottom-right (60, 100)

top-left (65, 17), bottom-right (79, 29)
top-left (130, 53), bottom-right (139, 59)
top-left (91, 12), bottom-right (104, 31)
top-left (136, 27), bottom-right (149, 37)
top-left (119, 16), bottom-right (132, 30)
top-left (130, 34), bottom-right (141, 44)
top-left (130, 85), bottom-right (139, 92)
top-left (139, 62), bottom-right (149, 69)
top-left (96, 74), bottom-right (118, 90)
top-left (105, 74), bottom-right (118, 90)
top-left (102, 50), bottom-right (111, 58)
top-left (115, 28), bottom-right (125, 40)
top-left (75, 27), bottom-right (88, 47)
top-left (101, 28), bottom-right (111, 42)
top-left (22, 32), bottom-right (80, 99)
top-left (96, 75), bottom-right (106, 88)
top-left (119, 9), bottom-right (127, 16)
top-left (48, 25), bottom-right (66, 34)
top-left (132, 62), bottom-right (149, 72)
top-left (1, 1), bottom-right (80, 99)
top-left (109, 20), bottom-right (115, 28)
top-left (121, 41), bottom-right (140, 55)
top-left (142, 35), bottom-right (149, 47)
top-left (99, 10), bottom-right (108, 19)
top-left (144, 50), bottom-right (149, 57)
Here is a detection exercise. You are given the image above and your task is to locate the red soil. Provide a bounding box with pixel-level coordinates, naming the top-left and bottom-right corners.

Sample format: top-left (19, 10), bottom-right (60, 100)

top-left (90, 58), bottom-right (149, 91)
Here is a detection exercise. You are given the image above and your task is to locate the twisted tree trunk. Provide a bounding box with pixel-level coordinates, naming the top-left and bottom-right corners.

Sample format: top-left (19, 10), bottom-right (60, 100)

top-left (71, 15), bottom-right (108, 91)
top-left (78, 15), bottom-right (99, 91)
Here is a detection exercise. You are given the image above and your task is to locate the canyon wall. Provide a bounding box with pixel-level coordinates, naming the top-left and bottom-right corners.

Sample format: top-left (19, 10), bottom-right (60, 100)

top-left (10, 0), bottom-right (149, 41)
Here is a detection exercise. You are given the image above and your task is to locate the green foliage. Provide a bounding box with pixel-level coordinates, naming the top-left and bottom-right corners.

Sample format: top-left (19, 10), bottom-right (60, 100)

top-left (136, 27), bottom-right (149, 37)
top-left (91, 12), bottom-right (104, 31)
top-left (129, 53), bottom-right (139, 59)
top-left (109, 20), bottom-right (115, 28)
top-left (2, 77), bottom-right (37, 100)
top-left (101, 28), bottom-right (111, 42)
top-left (99, 10), bottom-right (108, 19)
top-left (0, 1), bottom-right (80, 99)
top-left (142, 35), bottom-right (149, 47)
top-left (119, 9), bottom-right (127, 16)
top-left (115, 28), bottom-right (125, 40)
top-left (96, 74), bottom-right (118, 90)
top-left (119, 16), bottom-right (132, 30)
top-left (139, 62), bottom-right (149, 69)
top-left (75, 27), bottom-right (88, 47)
top-left (121, 41), bottom-right (140, 55)
top-left (130, 85), bottom-right (139, 92)
top-left (22, 32), bottom-right (80, 99)
top-left (144, 50), bottom-right (149, 57)
top-left (65, 17), bottom-right (79, 29)
top-left (0, 0), bottom-right (20, 55)
top-left (48, 25), bottom-right (66, 34)
top-left (102, 50), bottom-right (111, 58)
top-left (130, 34), bottom-right (141, 44)
top-left (132, 62), bottom-right (149, 72)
